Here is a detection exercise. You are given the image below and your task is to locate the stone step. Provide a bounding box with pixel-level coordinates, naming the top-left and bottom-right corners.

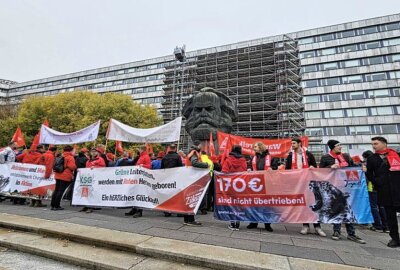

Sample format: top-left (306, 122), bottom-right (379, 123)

top-left (0, 213), bottom-right (369, 270)
top-left (0, 228), bottom-right (208, 270)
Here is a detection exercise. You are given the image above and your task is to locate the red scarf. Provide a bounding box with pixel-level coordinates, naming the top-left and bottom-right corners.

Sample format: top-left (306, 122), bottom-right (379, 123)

top-left (252, 154), bottom-right (270, 171)
top-left (375, 148), bottom-right (400, 171)
top-left (329, 151), bottom-right (348, 167)
top-left (291, 148), bottom-right (309, 169)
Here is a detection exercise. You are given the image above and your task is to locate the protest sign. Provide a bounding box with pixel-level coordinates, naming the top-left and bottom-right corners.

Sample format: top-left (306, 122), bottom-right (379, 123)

top-left (72, 166), bottom-right (210, 214)
top-left (214, 168), bottom-right (373, 224)
top-left (0, 162), bottom-right (55, 198)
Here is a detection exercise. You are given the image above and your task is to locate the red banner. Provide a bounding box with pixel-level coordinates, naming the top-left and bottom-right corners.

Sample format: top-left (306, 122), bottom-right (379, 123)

top-left (217, 131), bottom-right (308, 158)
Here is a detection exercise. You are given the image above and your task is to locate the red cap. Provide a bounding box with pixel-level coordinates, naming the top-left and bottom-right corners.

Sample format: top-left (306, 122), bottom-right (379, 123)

top-left (80, 148), bottom-right (88, 153)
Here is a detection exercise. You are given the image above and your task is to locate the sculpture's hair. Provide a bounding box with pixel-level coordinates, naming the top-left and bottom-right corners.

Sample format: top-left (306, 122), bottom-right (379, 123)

top-left (182, 87), bottom-right (237, 121)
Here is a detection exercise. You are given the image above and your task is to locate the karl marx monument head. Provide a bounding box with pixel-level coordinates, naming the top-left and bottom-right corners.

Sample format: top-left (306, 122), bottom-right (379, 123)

top-left (182, 87), bottom-right (237, 144)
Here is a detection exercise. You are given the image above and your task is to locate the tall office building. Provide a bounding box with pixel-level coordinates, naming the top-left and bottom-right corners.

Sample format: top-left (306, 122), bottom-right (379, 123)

top-left (1, 13), bottom-right (399, 153)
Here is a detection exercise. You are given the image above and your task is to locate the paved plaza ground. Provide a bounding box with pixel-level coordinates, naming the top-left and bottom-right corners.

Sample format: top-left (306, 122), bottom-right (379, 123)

top-left (0, 200), bottom-right (399, 270)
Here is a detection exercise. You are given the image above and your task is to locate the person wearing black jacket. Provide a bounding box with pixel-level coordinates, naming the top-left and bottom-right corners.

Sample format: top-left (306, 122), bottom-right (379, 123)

top-left (247, 142), bottom-right (279, 232)
top-left (319, 140), bottom-right (365, 244)
top-left (285, 138), bottom-right (326, 237)
top-left (160, 144), bottom-right (183, 217)
top-left (161, 144), bottom-right (183, 169)
top-left (366, 137), bottom-right (400, 248)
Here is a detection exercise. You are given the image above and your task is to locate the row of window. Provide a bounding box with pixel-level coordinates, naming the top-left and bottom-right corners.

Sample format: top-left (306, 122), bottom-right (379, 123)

top-left (138, 96), bottom-right (164, 104)
top-left (18, 76), bottom-right (163, 93)
top-left (12, 63), bottom-right (173, 92)
top-left (303, 88), bottom-right (400, 103)
top-left (301, 71), bottom-right (400, 88)
top-left (300, 37), bottom-right (400, 59)
top-left (306, 106), bottom-right (400, 119)
top-left (305, 124), bottom-right (399, 136)
top-left (298, 21), bottom-right (400, 45)
top-left (301, 54), bottom-right (400, 73)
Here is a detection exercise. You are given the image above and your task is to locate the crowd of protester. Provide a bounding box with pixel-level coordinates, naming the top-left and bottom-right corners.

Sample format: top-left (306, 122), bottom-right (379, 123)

top-left (0, 136), bottom-right (399, 248)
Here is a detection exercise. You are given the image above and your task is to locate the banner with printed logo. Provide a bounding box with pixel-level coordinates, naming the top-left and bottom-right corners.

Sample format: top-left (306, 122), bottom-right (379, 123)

top-left (217, 131), bottom-right (309, 158)
top-left (214, 168), bottom-right (373, 224)
top-left (39, 121), bottom-right (100, 145)
top-left (0, 162), bottom-right (55, 198)
top-left (72, 166), bottom-right (211, 214)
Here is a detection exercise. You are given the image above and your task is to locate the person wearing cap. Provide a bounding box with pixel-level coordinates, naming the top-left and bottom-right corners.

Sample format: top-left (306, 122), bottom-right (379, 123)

top-left (51, 145), bottom-right (77, 211)
top-left (285, 138), bottom-right (326, 237)
top-left (319, 140), bottom-right (365, 244)
top-left (366, 137), bottom-right (400, 248)
top-left (79, 148), bottom-right (106, 213)
top-left (151, 151), bottom-right (165, 170)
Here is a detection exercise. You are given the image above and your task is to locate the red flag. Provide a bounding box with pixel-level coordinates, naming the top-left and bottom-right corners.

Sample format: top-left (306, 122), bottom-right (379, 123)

top-left (11, 127), bottom-right (26, 147)
top-left (209, 132), bottom-right (215, 157)
top-left (31, 120), bottom-right (49, 150)
top-left (220, 137), bottom-right (231, 166)
top-left (116, 141), bottom-right (123, 154)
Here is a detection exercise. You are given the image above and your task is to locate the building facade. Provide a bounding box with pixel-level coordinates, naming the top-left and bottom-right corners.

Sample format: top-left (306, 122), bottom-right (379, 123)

top-left (1, 13), bottom-right (399, 153)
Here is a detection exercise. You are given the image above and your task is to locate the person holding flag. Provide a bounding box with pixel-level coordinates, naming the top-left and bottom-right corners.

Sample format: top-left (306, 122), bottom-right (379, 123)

top-left (319, 140), bottom-right (365, 244)
top-left (366, 137), bottom-right (400, 248)
top-left (285, 137), bottom-right (326, 237)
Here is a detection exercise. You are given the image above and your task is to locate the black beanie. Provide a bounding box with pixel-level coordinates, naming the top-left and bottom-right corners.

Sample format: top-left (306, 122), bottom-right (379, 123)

top-left (327, 140), bottom-right (340, 150)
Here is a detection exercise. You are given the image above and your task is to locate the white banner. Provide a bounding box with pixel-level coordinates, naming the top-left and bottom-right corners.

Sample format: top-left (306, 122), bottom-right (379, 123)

top-left (39, 121), bottom-right (100, 145)
top-left (0, 162), bottom-right (56, 198)
top-left (72, 166), bottom-right (210, 214)
top-left (106, 117), bottom-right (182, 143)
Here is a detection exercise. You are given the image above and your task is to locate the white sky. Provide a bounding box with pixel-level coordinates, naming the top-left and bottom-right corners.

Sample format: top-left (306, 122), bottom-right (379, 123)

top-left (1, 0), bottom-right (400, 82)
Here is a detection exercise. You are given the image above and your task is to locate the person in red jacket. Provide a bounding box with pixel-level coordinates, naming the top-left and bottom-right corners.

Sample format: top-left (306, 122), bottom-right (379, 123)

top-left (41, 146), bottom-right (57, 179)
top-left (19, 145), bottom-right (45, 207)
top-left (222, 145), bottom-right (248, 231)
top-left (136, 145), bottom-right (151, 169)
top-left (80, 148), bottom-right (106, 213)
top-left (51, 145), bottom-right (77, 211)
top-left (29, 146), bottom-right (57, 207)
top-left (129, 145), bottom-right (151, 218)
top-left (19, 144), bottom-right (46, 164)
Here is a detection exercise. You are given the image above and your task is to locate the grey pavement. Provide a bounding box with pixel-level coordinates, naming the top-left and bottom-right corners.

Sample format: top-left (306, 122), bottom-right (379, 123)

top-left (0, 246), bottom-right (87, 270)
top-left (0, 200), bottom-right (399, 270)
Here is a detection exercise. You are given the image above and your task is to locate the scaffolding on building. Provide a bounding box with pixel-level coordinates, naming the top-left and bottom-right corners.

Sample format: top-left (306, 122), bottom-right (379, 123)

top-left (161, 36), bottom-right (305, 150)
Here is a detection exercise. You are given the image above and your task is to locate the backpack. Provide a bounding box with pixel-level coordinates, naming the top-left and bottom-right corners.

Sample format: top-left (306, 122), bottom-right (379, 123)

top-left (53, 156), bottom-right (65, 173)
